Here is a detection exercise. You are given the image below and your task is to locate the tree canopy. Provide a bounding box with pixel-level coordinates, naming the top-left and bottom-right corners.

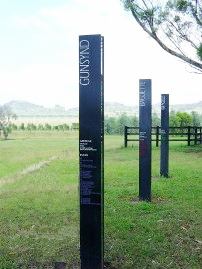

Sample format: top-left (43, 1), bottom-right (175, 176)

top-left (122, 0), bottom-right (202, 72)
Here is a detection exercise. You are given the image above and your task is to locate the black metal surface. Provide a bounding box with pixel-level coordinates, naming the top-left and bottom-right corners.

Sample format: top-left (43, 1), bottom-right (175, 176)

top-left (160, 94), bottom-right (169, 178)
top-left (79, 35), bottom-right (104, 269)
top-left (139, 79), bottom-right (152, 201)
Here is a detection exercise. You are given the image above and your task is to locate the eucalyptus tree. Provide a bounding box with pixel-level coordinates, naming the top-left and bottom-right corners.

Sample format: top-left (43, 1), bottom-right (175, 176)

top-left (122, 0), bottom-right (202, 72)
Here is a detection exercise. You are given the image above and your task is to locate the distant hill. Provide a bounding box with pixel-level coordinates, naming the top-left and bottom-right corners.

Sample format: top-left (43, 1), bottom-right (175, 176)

top-left (3, 100), bottom-right (202, 117)
top-left (170, 101), bottom-right (202, 113)
top-left (5, 101), bottom-right (67, 116)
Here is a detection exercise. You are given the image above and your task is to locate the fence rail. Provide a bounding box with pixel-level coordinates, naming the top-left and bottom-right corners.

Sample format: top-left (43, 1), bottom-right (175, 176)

top-left (124, 126), bottom-right (202, 147)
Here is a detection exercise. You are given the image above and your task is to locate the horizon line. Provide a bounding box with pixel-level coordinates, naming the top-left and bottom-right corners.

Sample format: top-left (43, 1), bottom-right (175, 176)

top-left (1, 99), bottom-right (202, 110)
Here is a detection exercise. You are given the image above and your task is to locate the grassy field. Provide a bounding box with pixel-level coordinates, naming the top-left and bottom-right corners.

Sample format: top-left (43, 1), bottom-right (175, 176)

top-left (0, 131), bottom-right (201, 269)
top-left (15, 116), bottom-right (78, 126)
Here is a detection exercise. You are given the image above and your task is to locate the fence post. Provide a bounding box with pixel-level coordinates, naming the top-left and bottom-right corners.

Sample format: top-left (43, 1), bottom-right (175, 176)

top-left (187, 126), bottom-right (191, 146)
top-left (200, 127), bottom-right (202, 144)
top-left (124, 126), bottom-right (128, 148)
top-left (156, 126), bottom-right (160, 147)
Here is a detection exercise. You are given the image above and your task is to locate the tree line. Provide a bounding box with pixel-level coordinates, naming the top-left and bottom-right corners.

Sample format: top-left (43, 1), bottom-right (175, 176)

top-left (0, 104), bottom-right (201, 139)
top-left (105, 111), bottom-right (202, 135)
top-left (0, 122), bottom-right (79, 138)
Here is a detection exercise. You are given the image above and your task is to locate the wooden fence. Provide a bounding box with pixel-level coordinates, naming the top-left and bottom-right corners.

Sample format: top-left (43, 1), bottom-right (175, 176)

top-left (124, 126), bottom-right (202, 147)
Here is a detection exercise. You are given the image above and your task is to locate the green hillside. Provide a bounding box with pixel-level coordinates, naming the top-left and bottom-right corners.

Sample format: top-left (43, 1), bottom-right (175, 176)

top-left (3, 100), bottom-right (202, 117)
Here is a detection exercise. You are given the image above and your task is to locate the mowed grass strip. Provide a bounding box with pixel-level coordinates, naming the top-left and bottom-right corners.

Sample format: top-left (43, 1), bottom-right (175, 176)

top-left (0, 131), bottom-right (78, 178)
top-left (0, 132), bottom-right (201, 268)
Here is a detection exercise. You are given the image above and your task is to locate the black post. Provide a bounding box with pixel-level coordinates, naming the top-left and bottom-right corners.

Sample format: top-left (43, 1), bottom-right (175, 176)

top-left (194, 127), bottom-right (197, 145)
top-left (79, 35), bottom-right (104, 269)
top-left (187, 126), bottom-right (191, 146)
top-left (156, 126), bottom-right (160, 147)
top-left (139, 79), bottom-right (152, 201)
top-left (160, 94), bottom-right (169, 178)
top-left (124, 126), bottom-right (128, 148)
top-left (200, 127), bottom-right (202, 144)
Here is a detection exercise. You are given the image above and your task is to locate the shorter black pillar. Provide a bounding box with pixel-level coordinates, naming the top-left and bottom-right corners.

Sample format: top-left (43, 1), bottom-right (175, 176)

top-left (139, 79), bottom-right (152, 201)
top-left (160, 94), bottom-right (169, 178)
top-left (187, 126), bottom-right (191, 146)
top-left (156, 126), bottom-right (160, 147)
top-left (124, 126), bottom-right (128, 148)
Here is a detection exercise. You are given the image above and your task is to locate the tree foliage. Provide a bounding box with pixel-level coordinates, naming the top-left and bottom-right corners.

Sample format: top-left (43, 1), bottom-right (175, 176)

top-left (169, 110), bottom-right (200, 127)
top-left (191, 110), bottom-right (201, 126)
top-left (105, 114), bottom-right (138, 134)
top-left (0, 106), bottom-right (17, 139)
top-left (175, 111), bottom-right (192, 126)
top-left (152, 112), bottom-right (160, 126)
top-left (122, 0), bottom-right (202, 72)
top-left (104, 111), bottom-right (201, 135)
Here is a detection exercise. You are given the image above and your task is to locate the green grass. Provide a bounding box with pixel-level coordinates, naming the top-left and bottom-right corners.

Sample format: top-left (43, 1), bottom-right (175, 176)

top-left (0, 131), bottom-right (201, 268)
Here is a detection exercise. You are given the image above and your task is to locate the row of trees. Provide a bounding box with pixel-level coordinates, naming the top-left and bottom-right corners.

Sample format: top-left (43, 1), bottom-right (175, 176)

top-left (105, 111), bottom-right (202, 134)
top-left (11, 123), bottom-right (71, 131)
top-left (4, 122), bottom-right (78, 132)
top-left (0, 105), bottom-right (80, 139)
top-left (0, 122), bottom-right (80, 139)
top-left (0, 105), bottom-right (201, 139)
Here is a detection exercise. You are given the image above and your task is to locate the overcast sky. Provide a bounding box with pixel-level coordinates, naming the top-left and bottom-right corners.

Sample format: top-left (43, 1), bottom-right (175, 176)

top-left (0, 0), bottom-right (201, 109)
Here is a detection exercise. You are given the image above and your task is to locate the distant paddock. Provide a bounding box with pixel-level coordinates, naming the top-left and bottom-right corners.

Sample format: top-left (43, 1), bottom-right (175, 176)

top-left (14, 116), bottom-right (78, 125)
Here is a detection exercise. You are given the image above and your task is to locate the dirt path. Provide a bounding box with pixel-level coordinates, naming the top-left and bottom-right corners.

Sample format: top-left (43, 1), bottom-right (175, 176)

top-left (0, 156), bottom-right (58, 186)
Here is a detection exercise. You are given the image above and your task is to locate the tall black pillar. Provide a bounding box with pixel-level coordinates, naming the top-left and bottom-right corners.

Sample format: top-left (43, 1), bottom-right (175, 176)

top-left (79, 34), bottom-right (104, 269)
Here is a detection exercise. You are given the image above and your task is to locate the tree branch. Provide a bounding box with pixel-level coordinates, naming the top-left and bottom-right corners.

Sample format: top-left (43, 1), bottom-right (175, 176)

top-left (129, 5), bottom-right (202, 71)
top-left (161, 25), bottom-right (187, 57)
top-left (166, 19), bottom-right (198, 49)
top-left (190, 3), bottom-right (202, 26)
